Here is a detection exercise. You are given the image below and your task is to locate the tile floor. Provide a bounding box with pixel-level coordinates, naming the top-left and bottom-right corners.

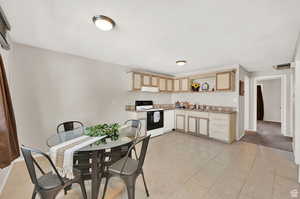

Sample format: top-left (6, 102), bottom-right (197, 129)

top-left (1, 132), bottom-right (299, 199)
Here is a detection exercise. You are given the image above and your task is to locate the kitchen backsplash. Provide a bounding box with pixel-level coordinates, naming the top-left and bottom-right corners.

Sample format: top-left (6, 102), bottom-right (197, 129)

top-left (171, 92), bottom-right (238, 107)
top-left (126, 88), bottom-right (238, 108)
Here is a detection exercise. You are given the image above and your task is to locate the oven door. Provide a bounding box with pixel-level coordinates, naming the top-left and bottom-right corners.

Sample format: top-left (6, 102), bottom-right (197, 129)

top-left (147, 110), bottom-right (164, 131)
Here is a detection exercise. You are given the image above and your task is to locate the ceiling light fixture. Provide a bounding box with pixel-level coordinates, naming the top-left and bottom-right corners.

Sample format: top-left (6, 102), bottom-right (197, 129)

top-left (176, 60), bottom-right (187, 66)
top-left (93, 15), bottom-right (115, 31)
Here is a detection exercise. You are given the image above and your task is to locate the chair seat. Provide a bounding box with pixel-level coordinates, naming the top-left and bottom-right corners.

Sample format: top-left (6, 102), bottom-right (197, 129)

top-left (37, 169), bottom-right (81, 190)
top-left (37, 173), bottom-right (69, 190)
top-left (109, 157), bottom-right (138, 175)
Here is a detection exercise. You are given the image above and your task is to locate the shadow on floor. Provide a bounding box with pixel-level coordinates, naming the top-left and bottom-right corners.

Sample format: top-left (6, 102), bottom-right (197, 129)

top-left (241, 121), bottom-right (293, 152)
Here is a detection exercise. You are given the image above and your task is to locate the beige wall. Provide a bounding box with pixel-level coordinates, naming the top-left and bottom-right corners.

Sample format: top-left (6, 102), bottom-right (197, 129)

top-left (8, 43), bottom-right (172, 151)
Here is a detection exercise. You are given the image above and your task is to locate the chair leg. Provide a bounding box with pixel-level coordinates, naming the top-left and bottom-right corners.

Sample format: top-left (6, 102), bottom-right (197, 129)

top-left (32, 187), bottom-right (37, 199)
top-left (39, 190), bottom-right (59, 199)
top-left (123, 177), bottom-right (136, 199)
top-left (101, 175), bottom-right (111, 199)
top-left (79, 180), bottom-right (88, 199)
top-left (140, 170), bottom-right (150, 197)
top-left (125, 181), bottom-right (136, 199)
top-left (64, 184), bottom-right (72, 195)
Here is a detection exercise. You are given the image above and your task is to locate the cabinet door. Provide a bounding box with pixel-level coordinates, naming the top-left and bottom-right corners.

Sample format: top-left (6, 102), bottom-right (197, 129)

top-left (133, 73), bottom-right (142, 90)
top-left (216, 72), bottom-right (231, 91)
top-left (176, 114), bottom-right (185, 132)
top-left (142, 75), bottom-right (151, 86)
top-left (151, 76), bottom-right (159, 87)
top-left (159, 78), bottom-right (166, 91)
top-left (166, 79), bottom-right (173, 91)
top-left (180, 78), bottom-right (189, 91)
top-left (164, 110), bottom-right (175, 132)
top-left (174, 79), bottom-right (180, 92)
top-left (187, 116), bottom-right (197, 133)
top-left (198, 118), bottom-right (208, 136)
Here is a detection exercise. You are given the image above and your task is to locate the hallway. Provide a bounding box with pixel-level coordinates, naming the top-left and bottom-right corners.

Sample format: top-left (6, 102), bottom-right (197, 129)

top-left (241, 121), bottom-right (293, 152)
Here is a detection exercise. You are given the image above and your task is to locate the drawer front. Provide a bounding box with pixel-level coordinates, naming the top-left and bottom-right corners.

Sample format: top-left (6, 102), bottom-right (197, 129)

top-left (209, 113), bottom-right (230, 120)
top-left (210, 120), bottom-right (230, 128)
top-left (189, 111), bottom-right (209, 118)
top-left (210, 129), bottom-right (229, 141)
top-left (175, 110), bottom-right (186, 115)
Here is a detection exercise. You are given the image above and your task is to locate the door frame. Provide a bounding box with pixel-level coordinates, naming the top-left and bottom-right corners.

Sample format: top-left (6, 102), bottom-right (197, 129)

top-left (252, 74), bottom-right (287, 136)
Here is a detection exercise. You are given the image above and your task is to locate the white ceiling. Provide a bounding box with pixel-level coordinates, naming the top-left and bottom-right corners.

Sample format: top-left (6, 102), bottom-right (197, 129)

top-left (2, 0), bottom-right (300, 74)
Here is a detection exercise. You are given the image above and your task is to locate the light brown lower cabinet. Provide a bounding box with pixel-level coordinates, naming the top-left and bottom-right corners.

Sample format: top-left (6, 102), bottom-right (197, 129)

top-left (175, 114), bottom-right (186, 132)
top-left (209, 113), bottom-right (236, 143)
top-left (187, 116), bottom-right (209, 136)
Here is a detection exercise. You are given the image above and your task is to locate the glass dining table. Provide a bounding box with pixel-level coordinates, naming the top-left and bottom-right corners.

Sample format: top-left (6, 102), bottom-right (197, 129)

top-left (46, 126), bottom-right (137, 199)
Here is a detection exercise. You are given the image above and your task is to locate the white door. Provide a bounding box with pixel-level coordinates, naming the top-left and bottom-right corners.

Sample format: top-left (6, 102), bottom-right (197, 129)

top-left (188, 116), bottom-right (197, 133)
top-left (199, 118), bottom-right (208, 135)
top-left (164, 110), bottom-right (175, 132)
top-left (176, 114), bottom-right (185, 132)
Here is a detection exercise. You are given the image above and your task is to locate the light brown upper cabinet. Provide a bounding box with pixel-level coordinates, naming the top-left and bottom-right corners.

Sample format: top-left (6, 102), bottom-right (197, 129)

top-left (129, 70), bottom-right (235, 92)
top-left (174, 79), bottom-right (180, 92)
top-left (166, 79), bottom-right (173, 91)
top-left (180, 78), bottom-right (189, 91)
top-left (132, 73), bottom-right (142, 90)
top-left (159, 78), bottom-right (167, 91)
top-left (174, 78), bottom-right (189, 92)
top-left (216, 71), bottom-right (235, 91)
top-left (151, 76), bottom-right (159, 87)
top-left (142, 74), bottom-right (151, 86)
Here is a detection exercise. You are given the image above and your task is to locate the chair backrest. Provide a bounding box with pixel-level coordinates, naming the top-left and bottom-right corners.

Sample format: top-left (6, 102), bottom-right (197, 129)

top-left (121, 135), bottom-right (150, 174)
top-left (20, 145), bottom-right (64, 187)
top-left (124, 120), bottom-right (142, 138)
top-left (57, 121), bottom-right (84, 134)
top-left (136, 135), bottom-right (150, 172)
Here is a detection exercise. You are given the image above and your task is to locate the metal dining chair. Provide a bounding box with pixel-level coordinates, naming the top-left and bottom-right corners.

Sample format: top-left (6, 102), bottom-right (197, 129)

top-left (21, 145), bottom-right (87, 199)
top-left (123, 119), bottom-right (149, 197)
top-left (101, 135), bottom-right (151, 199)
top-left (124, 119), bottom-right (142, 138)
top-left (56, 121), bottom-right (84, 134)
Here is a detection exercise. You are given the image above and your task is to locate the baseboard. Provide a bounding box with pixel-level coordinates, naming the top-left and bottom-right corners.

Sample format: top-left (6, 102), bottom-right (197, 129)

top-left (245, 129), bottom-right (257, 133)
top-left (262, 120), bottom-right (281, 125)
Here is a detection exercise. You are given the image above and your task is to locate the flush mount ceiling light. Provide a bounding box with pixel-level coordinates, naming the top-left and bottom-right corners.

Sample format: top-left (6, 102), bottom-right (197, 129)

top-left (176, 60), bottom-right (187, 66)
top-left (93, 15), bottom-right (115, 31)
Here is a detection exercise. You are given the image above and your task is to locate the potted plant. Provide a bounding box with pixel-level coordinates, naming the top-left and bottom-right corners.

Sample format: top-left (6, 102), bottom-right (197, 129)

top-left (85, 123), bottom-right (121, 142)
top-left (191, 83), bottom-right (200, 92)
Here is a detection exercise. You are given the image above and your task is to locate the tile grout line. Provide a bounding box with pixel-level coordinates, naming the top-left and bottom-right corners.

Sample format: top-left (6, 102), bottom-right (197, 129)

top-left (271, 170), bottom-right (276, 199)
top-left (236, 143), bottom-right (259, 199)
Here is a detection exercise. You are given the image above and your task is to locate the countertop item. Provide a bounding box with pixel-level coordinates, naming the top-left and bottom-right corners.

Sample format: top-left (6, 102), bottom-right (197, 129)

top-left (126, 107), bottom-right (236, 114)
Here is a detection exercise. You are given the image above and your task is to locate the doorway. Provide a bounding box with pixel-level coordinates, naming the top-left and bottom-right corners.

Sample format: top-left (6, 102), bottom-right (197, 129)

top-left (241, 75), bottom-right (292, 151)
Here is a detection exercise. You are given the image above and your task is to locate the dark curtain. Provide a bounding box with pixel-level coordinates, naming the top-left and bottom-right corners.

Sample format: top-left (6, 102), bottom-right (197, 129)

top-left (0, 55), bottom-right (20, 168)
top-left (257, 85), bottom-right (264, 121)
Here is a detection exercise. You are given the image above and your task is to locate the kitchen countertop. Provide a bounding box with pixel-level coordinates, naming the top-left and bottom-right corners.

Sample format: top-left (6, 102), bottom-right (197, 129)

top-left (126, 108), bottom-right (236, 114)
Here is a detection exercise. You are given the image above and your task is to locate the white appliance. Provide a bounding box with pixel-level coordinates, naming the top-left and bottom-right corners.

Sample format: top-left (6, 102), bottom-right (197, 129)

top-left (141, 86), bottom-right (159, 93)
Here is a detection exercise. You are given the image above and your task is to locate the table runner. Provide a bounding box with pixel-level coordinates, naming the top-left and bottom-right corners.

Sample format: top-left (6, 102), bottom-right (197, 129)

top-left (49, 135), bottom-right (106, 179)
